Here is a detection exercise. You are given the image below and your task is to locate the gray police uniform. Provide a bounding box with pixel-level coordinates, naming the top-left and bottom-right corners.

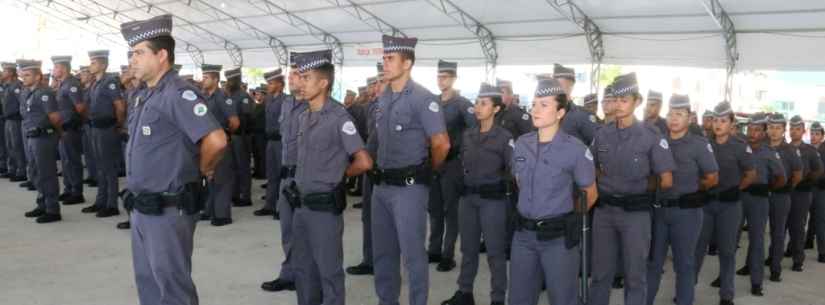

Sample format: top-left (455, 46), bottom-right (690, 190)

top-left (55, 75), bottom-right (85, 198)
top-left (694, 131), bottom-right (754, 302)
top-left (273, 93), bottom-right (306, 283)
top-left (767, 141), bottom-right (802, 276)
top-left (357, 97), bottom-right (380, 268)
top-left (737, 142), bottom-right (784, 288)
top-left (372, 70), bottom-right (446, 305)
top-left (647, 131), bottom-right (718, 305)
top-left (455, 124), bottom-right (512, 303)
top-left (230, 90), bottom-right (253, 203)
top-left (263, 92), bottom-right (284, 212)
top-left (509, 130), bottom-right (595, 305)
top-left (560, 104), bottom-right (597, 144)
top-left (88, 71), bottom-right (123, 210)
top-left (428, 91), bottom-right (476, 262)
top-left (22, 85), bottom-right (60, 214)
top-left (292, 95), bottom-right (364, 305)
top-left (788, 135), bottom-right (823, 267)
top-left (203, 88), bottom-right (236, 221)
top-left (812, 140), bottom-right (825, 258)
top-left (3, 79), bottom-right (26, 179)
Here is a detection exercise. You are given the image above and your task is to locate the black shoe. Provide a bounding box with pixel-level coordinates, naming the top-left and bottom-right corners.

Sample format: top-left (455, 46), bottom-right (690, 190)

top-left (346, 263), bottom-right (374, 275)
top-left (96, 207), bottom-right (120, 218)
top-left (211, 218), bottom-right (232, 226)
top-left (19, 181), bottom-right (32, 188)
top-left (36, 213), bottom-right (62, 223)
top-left (428, 253), bottom-right (442, 264)
top-left (711, 277), bottom-right (721, 288)
top-left (233, 199), bottom-right (253, 207)
top-left (805, 239), bottom-right (814, 250)
top-left (62, 195), bottom-right (86, 205)
top-left (479, 241), bottom-right (487, 253)
top-left (720, 299), bottom-right (734, 305)
top-left (199, 213), bottom-right (210, 221)
top-left (441, 291), bottom-right (475, 305)
top-left (58, 193), bottom-right (70, 201)
top-left (612, 276), bottom-right (624, 289)
top-left (751, 285), bottom-right (763, 296)
top-left (116, 221), bottom-right (131, 230)
top-left (24, 208), bottom-right (46, 218)
top-left (261, 183), bottom-right (267, 189)
top-left (118, 171), bottom-right (126, 178)
top-left (708, 244), bottom-right (718, 256)
top-left (791, 263), bottom-right (803, 272)
top-left (253, 208), bottom-right (274, 216)
top-left (9, 175), bottom-right (26, 182)
top-left (818, 254), bottom-right (825, 263)
top-left (769, 273), bottom-right (781, 282)
top-left (736, 265), bottom-right (750, 276)
top-left (26, 184), bottom-right (36, 191)
top-left (353, 202), bottom-right (363, 209)
top-left (87, 180), bottom-right (98, 187)
top-left (81, 205), bottom-right (101, 214)
top-left (261, 278), bottom-right (295, 292)
top-left (437, 258), bottom-right (456, 272)
top-left (742, 224), bottom-right (749, 231)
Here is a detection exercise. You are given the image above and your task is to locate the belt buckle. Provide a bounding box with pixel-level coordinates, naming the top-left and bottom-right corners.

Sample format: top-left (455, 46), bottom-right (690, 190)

top-left (405, 177), bottom-right (415, 186)
top-left (535, 219), bottom-right (547, 228)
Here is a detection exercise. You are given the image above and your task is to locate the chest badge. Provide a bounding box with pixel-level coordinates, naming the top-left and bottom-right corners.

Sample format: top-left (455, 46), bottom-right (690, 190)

top-left (395, 124), bottom-right (402, 131)
top-left (521, 114), bottom-right (529, 121)
top-left (142, 126), bottom-right (151, 136)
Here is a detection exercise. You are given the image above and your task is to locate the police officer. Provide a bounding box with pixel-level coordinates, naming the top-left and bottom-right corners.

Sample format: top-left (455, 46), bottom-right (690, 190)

top-left (260, 55), bottom-right (305, 293)
top-left (702, 110), bottom-right (715, 137)
top-left (427, 59), bottom-right (475, 272)
top-left (18, 60), bottom-right (62, 223)
top-left (253, 68), bottom-right (286, 217)
top-left (735, 113), bottom-right (785, 296)
top-left (78, 64), bottom-right (98, 187)
top-left (764, 113), bottom-right (802, 282)
top-left (582, 93), bottom-right (599, 118)
top-left (81, 49), bottom-right (125, 218)
top-left (809, 122), bottom-right (825, 263)
top-left (288, 49), bottom-right (372, 305)
top-left (1, 61), bottom-right (27, 182)
top-left (646, 94), bottom-right (719, 305)
top-left (51, 55), bottom-right (87, 205)
top-left (589, 73), bottom-right (676, 305)
top-left (117, 54), bottom-right (144, 230)
top-left (785, 115), bottom-right (823, 271)
top-left (555, 63), bottom-right (597, 144)
top-left (440, 83), bottom-right (512, 305)
top-left (644, 90), bottom-right (668, 134)
top-left (120, 15), bottom-right (227, 304)
top-left (224, 67), bottom-right (254, 207)
top-left (694, 102), bottom-right (755, 305)
top-left (601, 84), bottom-right (616, 124)
top-left (495, 79), bottom-right (532, 138)
top-left (371, 35), bottom-right (449, 305)
top-left (251, 85), bottom-right (267, 180)
top-left (199, 64), bottom-right (238, 227)
top-left (508, 78), bottom-right (597, 305)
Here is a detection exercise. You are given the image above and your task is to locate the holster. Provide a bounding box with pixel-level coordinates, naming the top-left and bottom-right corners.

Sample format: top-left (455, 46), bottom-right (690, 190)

top-left (517, 212), bottom-right (580, 249)
top-left (120, 181), bottom-right (206, 216)
top-left (282, 181), bottom-right (301, 209)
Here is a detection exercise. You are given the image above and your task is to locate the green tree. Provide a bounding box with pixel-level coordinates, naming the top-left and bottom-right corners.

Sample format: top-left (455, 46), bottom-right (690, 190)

top-left (244, 67), bottom-right (264, 87)
top-left (598, 65), bottom-right (622, 87)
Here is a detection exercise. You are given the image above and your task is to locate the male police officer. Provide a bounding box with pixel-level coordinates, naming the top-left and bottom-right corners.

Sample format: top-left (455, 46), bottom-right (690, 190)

top-left (121, 14), bottom-right (227, 305)
top-left (645, 90), bottom-right (668, 134)
top-left (52, 55), bottom-right (87, 205)
top-left (809, 122), bottom-right (825, 263)
top-left (371, 35), bottom-right (450, 305)
top-left (495, 79), bottom-right (532, 138)
top-left (583, 93), bottom-right (599, 117)
top-left (555, 63), bottom-right (597, 144)
top-left (201, 64), bottom-right (238, 226)
top-left (255, 68), bottom-right (286, 217)
top-left (765, 113), bottom-right (802, 282)
top-left (428, 59), bottom-right (476, 272)
top-left (82, 50), bottom-right (125, 218)
top-left (785, 115), bottom-right (823, 271)
top-left (224, 67), bottom-right (254, 207)
top-left (290, 49), bottom-right (373, 305)
top-left (1, 61), bottom-right (27, 182)
top-left (19, 60), bottom-right (63, 223)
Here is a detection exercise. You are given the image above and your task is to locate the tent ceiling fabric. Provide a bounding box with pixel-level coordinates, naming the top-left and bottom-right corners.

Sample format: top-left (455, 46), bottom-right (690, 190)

top-left (21, 0), bottom-right (825, 70)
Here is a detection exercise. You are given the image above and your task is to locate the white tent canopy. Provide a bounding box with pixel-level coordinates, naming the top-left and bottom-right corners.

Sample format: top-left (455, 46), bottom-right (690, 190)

top-left (7, 0), bottom-right (825, 71)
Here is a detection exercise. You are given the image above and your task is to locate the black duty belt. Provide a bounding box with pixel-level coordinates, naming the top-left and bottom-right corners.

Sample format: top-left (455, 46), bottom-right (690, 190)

top-left (599, 193), bottom-right (655, 212)
top-left (121, 182), bottom-right (206, 216)
top-left (370, 164), bottom-right (431, 186)
top-left (745, 184), bottom-right (770, 197)
top-left (463, 182), bottom-right (508, 199)
top-left (656, 191), bottom-right (708, 209)
top-left (714, 187), bottom-right (741, 203)
top-left (282, 181), bottom-right (345, 214)
top-left (89, 117), bottom-right (116, 128)
top-left (516, 212), bottom-right (581, 249)
top-left (25, 127), bottom-right (55, 138)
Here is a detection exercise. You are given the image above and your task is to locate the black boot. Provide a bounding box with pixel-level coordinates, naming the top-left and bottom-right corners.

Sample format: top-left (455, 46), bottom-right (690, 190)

top-left (346, 263), bottom-right (374, 275)
top-left (62, 195), bottom-right (86, 205)
top-left (751, 285), bottom-right (763, 296)
top-left (211, 218), bottom-right (233, 226)
top-left (769, 272), bottom-right (781, 282)
top-left (261, 278), bottom-right (295, 292)
top-left (441, 291), bottom-right (475, 305)
top-left (711, 277), bottom-right (721, 288)
top-left (428, 253), bottom-right (442, 264)
top-left (24, 208), bottom-right (46, 218)
top-left (437, 257), bottom-right (456, 272)
top-left (35, 213), bottom-right (62, 223)
top-left (117, 221), bottom-right (131, 230)
top-left (253, 208), bottom-right (274, 216)
top-left (791, 263), bottom-right (803, 272)
top-left (233, 199), bottom-right (252, 207)
top-left (736, 265), bottom-right (750, 276)
top-left (612, 276), bottom-right (624, 289)
top-left (95, 207), bottom-right (120, 218)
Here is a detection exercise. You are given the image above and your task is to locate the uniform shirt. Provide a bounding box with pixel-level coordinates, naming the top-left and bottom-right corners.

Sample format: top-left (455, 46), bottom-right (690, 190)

top-left (55, 76), bottom-right (83, 126)
top-left (661, 133), bottom-right (719, 199)
top-left (125, 83), bottom-right (146, 124)
top-left (251, 100), bottom-right (266, 133)
top-left (750, 144), bottom-right (785, 185)
top-left (496, 104), bottom-right (533, 139)
top-left (711, 136), bottom-right (755, 191)
top-left (365, 100), bottom-right (380, 156)
top-left (2, 80), bottom-right (22, 119)
top-left (21, 86), bottom-right (58, 131)
top-left (265, 93), bottom-right (285, 137)
top-left (512, 130), bottom-right (595, 219)
top-left (771, 142), bottom-right (803, 183)
top-left (560, 104), bottom-right (598, 144)
top-left (374, 79), bottom-right (445, 169)
top-left (203, 88), bottom-right (236, 129)
top-left (229, 91), bottom-right (253, 130)
top-left (795, 142), bottom-right (823, 182)
top-left (295, 99), bottom-right (364, 194)
top-left (87, 73), bottom-right (122, 120)
top-left (591, 121), bottom-right (676, 195)
top-left (647, 117), bottom-right (668, 135)
top-left (688, 123), bottom-right (704, 137)
top-left (440, 93), bottom-right (476, 157)
top-left (125, 70), bottom-right (221, 194)
top-left (279, 95), bottom-right (308, 166)
top-left (461, 125), bottom-right (512, 186)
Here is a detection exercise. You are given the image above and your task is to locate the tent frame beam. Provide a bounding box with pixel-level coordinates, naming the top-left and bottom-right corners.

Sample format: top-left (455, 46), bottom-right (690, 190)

top-left (323, 0), bottom-right (406, 38)
top-left (544, 0), bottom-right (604, 94)
top-left (702, 0), bottom-right (739, 102)
top-left (424, 0), bottom-right (498, 80)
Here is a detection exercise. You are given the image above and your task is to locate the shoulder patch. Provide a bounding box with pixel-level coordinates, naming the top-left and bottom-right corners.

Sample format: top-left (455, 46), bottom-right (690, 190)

top-left (225, 99), bottom-right (233, 105)
top-left (108, 83), bottom-right (116, 90)
top-left (243, 98), bottom-right (249, 104)
top-left (467, 106), bottom-right (474, 114)
top-left (41, 95), bottom-right (48, 102)
top-left (508, 139), bottom-right (515, 148)
top-left (342, 121), bottom-right (357, 135)
top-left (70, 86), bottom-right (78, 93)
top-left (589, 114), bottom-right (597, 123)
top-left (521, 113), bottom-right (529, 121)
top-left (182, 90), bottom-right (197, 101)
top-left (193, 103), bottom-right (208, 116)
top-left (585, 148), bottom-right (594, 161)
top-left (746, 146), bottom-right (752, 154)
top-left (776, 152), bottom-right (781, 160)
top-left (707, 143), bottom-right (713, 153)
top-left (659, 138), bottom-right (669, 149)
top-left (428, 101), bottom-right (439, 113)
top-left (14, 88), bottom-right (19, 94)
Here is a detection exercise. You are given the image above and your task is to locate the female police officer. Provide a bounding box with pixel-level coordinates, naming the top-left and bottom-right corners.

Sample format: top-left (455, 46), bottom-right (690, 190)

top-left (508, 78), bottom-right (597, 305)
top-left (646, 95), bottom-right (719, 305)
top-left (589, 73), bottom-right (676, 305)
top-left (694, 102), bottom-right (755, 305)
top-left (440, 83), bottom-right (511, 305)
